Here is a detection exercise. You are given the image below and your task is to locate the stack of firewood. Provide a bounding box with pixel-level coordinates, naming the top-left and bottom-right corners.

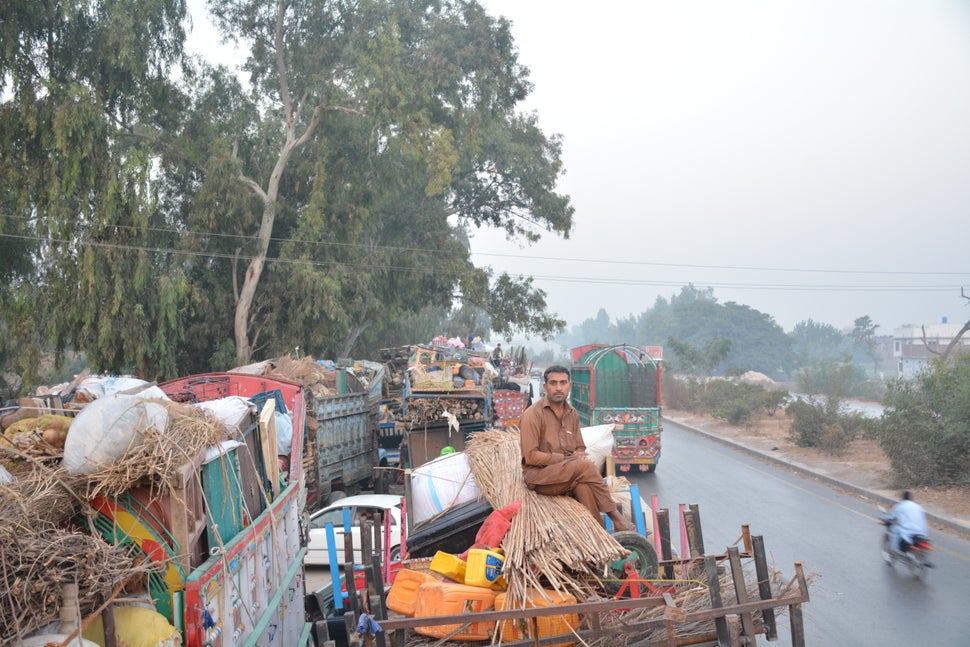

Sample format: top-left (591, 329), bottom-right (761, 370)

top-left (401, 397), bottom-right (487, 427)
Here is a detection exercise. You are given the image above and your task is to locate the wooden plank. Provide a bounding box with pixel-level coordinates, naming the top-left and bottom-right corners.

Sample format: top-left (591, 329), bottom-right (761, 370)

top-left (727, 546), bottom-right (757, 642)
top-left (361, 518), bottom-right (373, 572)
top-left (752, 535), bottom-right (777, 639)
top-left (369, 554), bottom-right (389, 626)
top-left (656, 508), bottom-right (673, 580)
top-left (258, 399), bottom-right (280, 497)
top-left (704, 555), bottom-right (732, 646)
top-left (685, 504), bottom-right (706, 556)
top-left (789, 603), bottom-right (806, 647)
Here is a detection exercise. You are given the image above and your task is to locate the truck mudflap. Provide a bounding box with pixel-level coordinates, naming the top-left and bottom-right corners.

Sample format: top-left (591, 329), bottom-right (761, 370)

top-left (181, 482), bottom-right (310, 647)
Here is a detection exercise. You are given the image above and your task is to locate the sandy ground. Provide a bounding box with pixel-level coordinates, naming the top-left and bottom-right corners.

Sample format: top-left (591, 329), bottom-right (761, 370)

top-left (665, 408), bottom-right (970, 531)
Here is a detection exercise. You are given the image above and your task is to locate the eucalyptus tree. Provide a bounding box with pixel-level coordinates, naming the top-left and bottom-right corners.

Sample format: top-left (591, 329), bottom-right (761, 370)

top-left (0, 0), bottom-right (190, 381)
top-left (185, 0), bottom-right (574, 362)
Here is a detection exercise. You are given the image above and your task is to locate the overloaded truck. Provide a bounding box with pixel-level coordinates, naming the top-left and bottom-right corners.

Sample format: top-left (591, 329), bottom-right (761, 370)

top-left (378, 343), bottom-right (493, 469)
top-left (570, 343), bottom-right (664, 473)
top-left (0, 371), bottom-right (313, 647)
top-left (304, 359), bottom-right (386, 507)
top-left (158, 373), bottom-right (311, 647)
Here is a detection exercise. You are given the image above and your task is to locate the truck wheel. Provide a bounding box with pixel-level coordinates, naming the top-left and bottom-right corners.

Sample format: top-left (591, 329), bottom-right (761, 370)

top-left (646, 463), bottom-right (657, 473)
top-left (601, 531), bottom-right (659, 596)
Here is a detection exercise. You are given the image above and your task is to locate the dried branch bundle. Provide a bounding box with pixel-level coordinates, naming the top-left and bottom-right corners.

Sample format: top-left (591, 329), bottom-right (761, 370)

top-left (464, 428), bottom-right (626, 608)
top-left (254, 354), bottom-right (338, 397)
top-left (401, 398), bottom-right (486, 427)
top-left (0, 526), bottom-right (145, 643)
top-left (0, 461), bottom-right (87, 531)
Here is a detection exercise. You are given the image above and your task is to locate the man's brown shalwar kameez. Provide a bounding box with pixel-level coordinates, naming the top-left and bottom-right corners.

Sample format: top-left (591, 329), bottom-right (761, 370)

top-left (520, 396), bottom-right (619, 525)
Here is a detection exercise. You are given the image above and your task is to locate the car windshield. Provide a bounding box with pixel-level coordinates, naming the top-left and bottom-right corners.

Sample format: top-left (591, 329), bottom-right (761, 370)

top-left (311, 508), bottom-right (349, 529)
top-left (311, 504), bottom-right (398, 531)
top-left (358, 506), bottom-right (397, 526)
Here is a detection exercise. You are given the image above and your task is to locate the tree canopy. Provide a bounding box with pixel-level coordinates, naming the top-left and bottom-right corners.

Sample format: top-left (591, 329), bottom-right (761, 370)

top-left (0, 0), bottom-right (574, 384)
top-left (557, 285), bottom-right (798, 379)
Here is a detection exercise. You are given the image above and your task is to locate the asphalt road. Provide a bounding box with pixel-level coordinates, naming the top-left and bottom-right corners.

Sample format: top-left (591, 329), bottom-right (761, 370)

top-left (637, 420), bottom-right (970, 647)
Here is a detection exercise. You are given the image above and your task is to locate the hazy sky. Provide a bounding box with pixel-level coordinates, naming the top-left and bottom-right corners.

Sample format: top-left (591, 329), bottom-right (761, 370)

top-left (470, 0), bottom-right (970, 334)
top-left (186, 1), bottom-right (970, 336)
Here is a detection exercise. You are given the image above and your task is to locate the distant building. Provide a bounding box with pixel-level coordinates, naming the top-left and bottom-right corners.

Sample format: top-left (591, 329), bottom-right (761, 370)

top-left (893, 322), bottom-right (970, 379)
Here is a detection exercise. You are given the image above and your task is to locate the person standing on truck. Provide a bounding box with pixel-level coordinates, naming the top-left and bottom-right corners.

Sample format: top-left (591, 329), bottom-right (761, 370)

top-left (520, 365), bottom-right (634, 531)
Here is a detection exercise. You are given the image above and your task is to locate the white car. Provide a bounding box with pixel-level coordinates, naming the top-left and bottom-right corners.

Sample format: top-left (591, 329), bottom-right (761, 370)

top-left (305, 494), bottom-right (403, 566)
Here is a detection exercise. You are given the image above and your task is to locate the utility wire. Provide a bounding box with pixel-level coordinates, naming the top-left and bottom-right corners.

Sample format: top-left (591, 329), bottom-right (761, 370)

top-left (1, 214), bottom-right (967, 279)
top-left (0, 231), bottom-right (962, 293)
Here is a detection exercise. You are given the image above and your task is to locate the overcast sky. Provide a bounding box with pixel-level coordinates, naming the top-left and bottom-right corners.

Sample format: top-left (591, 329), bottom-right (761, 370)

top-left (470, 0), bottom-right (970, 335)
top-left (187, 1), bottom-right (970, 336)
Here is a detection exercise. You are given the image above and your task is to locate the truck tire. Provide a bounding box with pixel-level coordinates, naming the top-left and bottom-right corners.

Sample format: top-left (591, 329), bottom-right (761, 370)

top-left (601, 531), bottom-right (659, 596)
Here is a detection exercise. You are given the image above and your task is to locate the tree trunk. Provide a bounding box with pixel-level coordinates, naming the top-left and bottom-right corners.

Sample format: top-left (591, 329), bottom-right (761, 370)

top-left (339, 321), bottom-right (370, 359)
top-left (232, 0), bottom-right (323, 364)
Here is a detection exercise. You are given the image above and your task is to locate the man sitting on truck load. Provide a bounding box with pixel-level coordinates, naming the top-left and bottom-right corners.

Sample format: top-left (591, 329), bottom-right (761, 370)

top-left (520, 365), bottom-right (634, 531)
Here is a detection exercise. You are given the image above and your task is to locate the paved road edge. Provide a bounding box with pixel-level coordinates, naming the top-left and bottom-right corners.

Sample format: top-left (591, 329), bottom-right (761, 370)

top-left (667, 417), bottom-right (970, 541)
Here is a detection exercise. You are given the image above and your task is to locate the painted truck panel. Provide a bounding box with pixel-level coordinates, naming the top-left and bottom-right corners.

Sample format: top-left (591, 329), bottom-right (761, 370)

top-left (570, 345), bottom-right (663, 472)
top-left (158, 373), bottom-right (311, 647)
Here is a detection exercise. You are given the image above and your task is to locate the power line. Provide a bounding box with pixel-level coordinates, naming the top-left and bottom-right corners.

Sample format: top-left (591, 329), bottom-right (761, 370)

top-left (2, 212), bottom-right (967, 279)
top-left (0, 231), bottom-right (962, 294)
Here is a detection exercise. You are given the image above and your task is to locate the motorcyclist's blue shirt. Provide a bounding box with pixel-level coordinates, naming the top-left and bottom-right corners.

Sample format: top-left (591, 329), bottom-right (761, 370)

top-left (890, 499), bottom-right (928, 541)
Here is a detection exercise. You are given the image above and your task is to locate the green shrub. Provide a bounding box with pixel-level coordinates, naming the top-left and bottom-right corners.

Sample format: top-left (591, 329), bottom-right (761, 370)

top-left (786, 397), bottom-right (858, 454)
top-left (698, 380), bottom-right (775, 426)
top-left (761, 389), bottom-right (790, 416)
top-left (787, 398), bottom-right (827, 448)
top-left (875, 354), bottom-right (970, 487)
top-left (817, 421), bottom-right (853, 455)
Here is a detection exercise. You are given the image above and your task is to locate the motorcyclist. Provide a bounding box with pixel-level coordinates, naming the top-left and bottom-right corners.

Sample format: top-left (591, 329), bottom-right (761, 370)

top-left (883, 490), bottom-right (929, 554)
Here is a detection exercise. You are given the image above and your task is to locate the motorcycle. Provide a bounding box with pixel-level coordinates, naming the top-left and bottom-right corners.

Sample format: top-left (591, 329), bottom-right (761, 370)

top-left (878, 505), bottom-right (933, 579)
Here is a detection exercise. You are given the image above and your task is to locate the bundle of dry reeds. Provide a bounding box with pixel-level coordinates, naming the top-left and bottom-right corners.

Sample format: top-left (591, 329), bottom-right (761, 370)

top-left (464, 427), bottom-right (627, 607)
top-left (0, 459), bottom-right (87, 530)
top-left (0, 525), bottom-right (142, 643)
top-left (83, 400), bottom-right (227, 499)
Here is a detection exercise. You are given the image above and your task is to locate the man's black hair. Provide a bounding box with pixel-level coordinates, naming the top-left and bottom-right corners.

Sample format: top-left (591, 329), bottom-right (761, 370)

top-left (543, 365), bottom-right (571, 383)
top-left (902, 490), bottom-right (912, 501)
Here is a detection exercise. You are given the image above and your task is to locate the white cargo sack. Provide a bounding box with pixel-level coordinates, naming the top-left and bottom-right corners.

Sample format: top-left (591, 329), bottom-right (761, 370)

top-left (274, 410), bottom-right (293, 456)
top-left (62, 387), bottom-right (170, 474)
top-left (194, 396), bottom-right (255, 434)
top-left (410, 451), bottom-right (480, 524)
top-left (76, 375), bottom-right (155, 401)
top-left (581, 423), bottom-right (615, 471)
